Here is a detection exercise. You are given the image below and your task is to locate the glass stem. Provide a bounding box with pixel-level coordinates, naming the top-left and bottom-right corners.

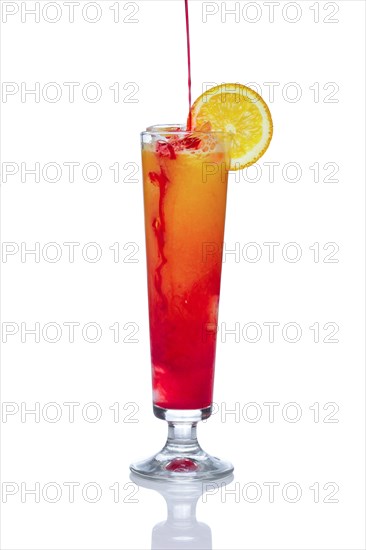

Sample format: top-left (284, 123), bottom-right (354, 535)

top-left (165, 422), bottom-right (202, 454)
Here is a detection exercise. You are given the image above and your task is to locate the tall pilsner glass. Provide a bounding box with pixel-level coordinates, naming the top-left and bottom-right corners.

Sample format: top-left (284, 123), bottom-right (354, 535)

top-left (130, 125), bottom-right (233, 480)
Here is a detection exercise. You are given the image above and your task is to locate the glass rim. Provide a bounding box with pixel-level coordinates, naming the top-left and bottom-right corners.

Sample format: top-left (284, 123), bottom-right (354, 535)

top-left (142, 123), bottom-right (229, 137)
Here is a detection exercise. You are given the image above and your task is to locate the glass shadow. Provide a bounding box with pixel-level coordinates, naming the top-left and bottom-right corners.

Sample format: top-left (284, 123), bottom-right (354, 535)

top-left (130, 472), bottom-right (234, 549)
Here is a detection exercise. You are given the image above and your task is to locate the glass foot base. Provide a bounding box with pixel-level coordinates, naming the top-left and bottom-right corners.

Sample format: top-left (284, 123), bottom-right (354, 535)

top-left (130, 450), bottom-right (234, 481)
top-left (130, 407), bottom-right (234, 481)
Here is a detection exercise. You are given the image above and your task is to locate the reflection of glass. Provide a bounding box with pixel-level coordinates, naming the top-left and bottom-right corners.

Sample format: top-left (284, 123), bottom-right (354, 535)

top-left (131, 125), bottom-right (233, 480)
top-left (130, 473), bottom-right (234, 550)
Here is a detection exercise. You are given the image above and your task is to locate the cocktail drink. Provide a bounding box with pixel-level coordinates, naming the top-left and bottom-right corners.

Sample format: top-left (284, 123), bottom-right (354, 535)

top-left (143, 126), bottom-right (229, 412)
top-left (130, 0), bottom-right (273, 481)
top-left (130, 127), bottom-right (233, 479)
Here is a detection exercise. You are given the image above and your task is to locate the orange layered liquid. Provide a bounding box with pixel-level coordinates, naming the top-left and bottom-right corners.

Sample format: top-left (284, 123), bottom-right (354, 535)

top-left (142, 136), bottom-right (229, 409)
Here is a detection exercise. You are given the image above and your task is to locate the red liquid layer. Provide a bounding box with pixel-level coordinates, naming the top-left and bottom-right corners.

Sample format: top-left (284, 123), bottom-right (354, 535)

top-left (142, 135), bottom-right (228, 409)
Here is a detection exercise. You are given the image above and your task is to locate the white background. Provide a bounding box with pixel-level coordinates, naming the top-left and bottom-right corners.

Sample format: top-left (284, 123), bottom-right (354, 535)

top-left (0, 1), bottom-right (365, 549)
